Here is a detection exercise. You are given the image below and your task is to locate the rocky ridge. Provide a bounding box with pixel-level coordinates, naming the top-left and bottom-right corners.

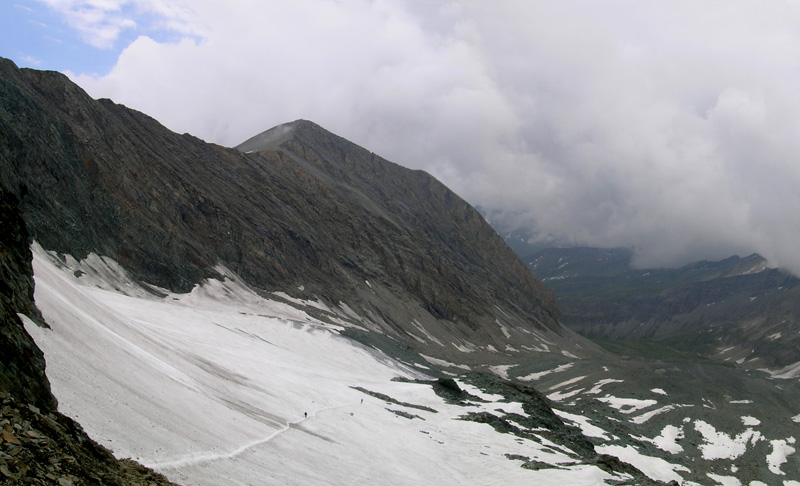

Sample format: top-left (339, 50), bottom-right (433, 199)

top-left (0, 57), bottom-right (593, 366)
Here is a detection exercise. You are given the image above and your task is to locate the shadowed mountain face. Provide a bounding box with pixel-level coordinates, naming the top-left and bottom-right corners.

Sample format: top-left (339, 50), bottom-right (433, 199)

top-left (0, 57), bottom-right (588, 365)
top-left (235, 121), bottom-right (562, 331)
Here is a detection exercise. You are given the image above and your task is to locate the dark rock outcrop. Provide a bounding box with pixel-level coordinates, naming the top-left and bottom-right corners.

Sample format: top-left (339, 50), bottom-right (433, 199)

top-left (0, 392), bottom-right (176, 486)
top-left (0, 187), bottom-right (54, 412)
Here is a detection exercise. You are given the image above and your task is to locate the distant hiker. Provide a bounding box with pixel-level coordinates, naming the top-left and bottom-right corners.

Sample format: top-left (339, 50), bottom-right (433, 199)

top-left (361, 399), bottom-right (363, 404)
top-left (304, 412), bottom-right (307, 418)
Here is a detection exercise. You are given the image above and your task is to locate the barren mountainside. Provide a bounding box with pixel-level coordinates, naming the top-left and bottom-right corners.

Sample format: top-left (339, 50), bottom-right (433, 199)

top-left (0, 57), bottom-right (590, 368)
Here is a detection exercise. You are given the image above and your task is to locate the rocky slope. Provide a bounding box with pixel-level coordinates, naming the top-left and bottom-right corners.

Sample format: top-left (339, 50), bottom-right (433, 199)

top-left (0, 57), bottom-right (592, 367)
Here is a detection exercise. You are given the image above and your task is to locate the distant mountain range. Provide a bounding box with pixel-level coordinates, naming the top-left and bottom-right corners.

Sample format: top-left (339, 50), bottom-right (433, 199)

top-left (511, 243), bottom-right (800, 369)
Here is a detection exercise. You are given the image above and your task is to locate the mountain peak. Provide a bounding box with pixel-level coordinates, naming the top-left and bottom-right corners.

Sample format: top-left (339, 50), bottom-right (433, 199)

top-left (235, 119), bottom-right (326, 153)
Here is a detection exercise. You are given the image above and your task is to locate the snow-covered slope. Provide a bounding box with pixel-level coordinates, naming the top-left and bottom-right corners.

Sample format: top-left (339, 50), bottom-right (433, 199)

top-left (25, 245), bottom-right (621, 486)
top-left (24, 244), bottom-right (800, 485)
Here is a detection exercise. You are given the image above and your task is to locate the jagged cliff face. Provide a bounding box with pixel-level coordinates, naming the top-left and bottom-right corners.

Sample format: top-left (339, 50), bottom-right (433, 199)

top-left (0, 57), bottom-right (587, 365)
top-left (0, 187), bottom-right (54, 412)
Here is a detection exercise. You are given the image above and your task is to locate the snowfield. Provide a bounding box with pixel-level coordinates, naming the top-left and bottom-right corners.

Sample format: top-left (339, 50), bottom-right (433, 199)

top-left (25, 246), bottom-right (619, 485)
top-left (22, 244), bottom-right (800, 485)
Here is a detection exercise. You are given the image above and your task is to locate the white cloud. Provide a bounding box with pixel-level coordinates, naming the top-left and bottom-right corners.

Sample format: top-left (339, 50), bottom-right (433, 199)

top-left (34, 0), bottom-right (198, 48)
top-left (52, 0), bottom-right (800, 273)
top-left (35, 0), bottom-right (134, 48)
top-left (20, 54), bottom-right (43, 66)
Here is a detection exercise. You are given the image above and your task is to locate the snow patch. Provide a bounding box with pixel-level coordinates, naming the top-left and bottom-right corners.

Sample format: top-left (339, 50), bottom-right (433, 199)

top-left (496, 319), bottom-right (512, 339)
top-left (336, 301), bottom-right (367, 325)
top-left (547, 388), bottom-right (585, 402)
top-left (585, 379), bottom-right (623, 395)
top-left (597, 396), bottom-right (658, 414)
top-left (770, 359), bottom-right (800, 379)
top-left (693, 420), bottom-right (762, 460)
top-left (635, 425), bottom-right (685, 454)
top-left (706, 473), bottom-right (741, 486)
top-left (272, 291), bottom-right (332, 313)
top-left (410, 319), bottom-right (444, 347)
top-left (518, 363), bottom-right (574, 382)
top-left (595, 444), bottom-right (688, 483)
top-left (631, 404), bottom-right (692, 425)
top-left (420, 354), bottom-right (470, 371)
top-left (31, 242), bottom-right (168, 299)
top-left (489, 365), bottom-right (514, 380)
top-left (548, 375), bottom-right (586, 391)
top-left (767, 438), bottom-right (796, 475)
top-left (741, 416), bottom-right (760, 427)
top-left (453, 342), bottom-right (476, 353)
top-left (768, 360), bottom-right (800, 379)
top-left (554, 410), bottom-right (611, 440)
top-left (520, 343), bottom-right (550, 353)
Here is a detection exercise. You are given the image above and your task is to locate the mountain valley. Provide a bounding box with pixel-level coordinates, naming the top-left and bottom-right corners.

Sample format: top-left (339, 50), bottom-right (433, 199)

top-left (520, 246), bottom-right (800, 372)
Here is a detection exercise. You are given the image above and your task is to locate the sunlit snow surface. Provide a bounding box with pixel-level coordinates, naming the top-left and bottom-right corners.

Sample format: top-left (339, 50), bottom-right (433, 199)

top-left (25, 246), bottom-right (616, 486)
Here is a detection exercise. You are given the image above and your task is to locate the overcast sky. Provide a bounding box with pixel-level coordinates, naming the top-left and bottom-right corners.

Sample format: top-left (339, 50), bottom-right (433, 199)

top-left (5, 1), bottom-right (800, 273)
